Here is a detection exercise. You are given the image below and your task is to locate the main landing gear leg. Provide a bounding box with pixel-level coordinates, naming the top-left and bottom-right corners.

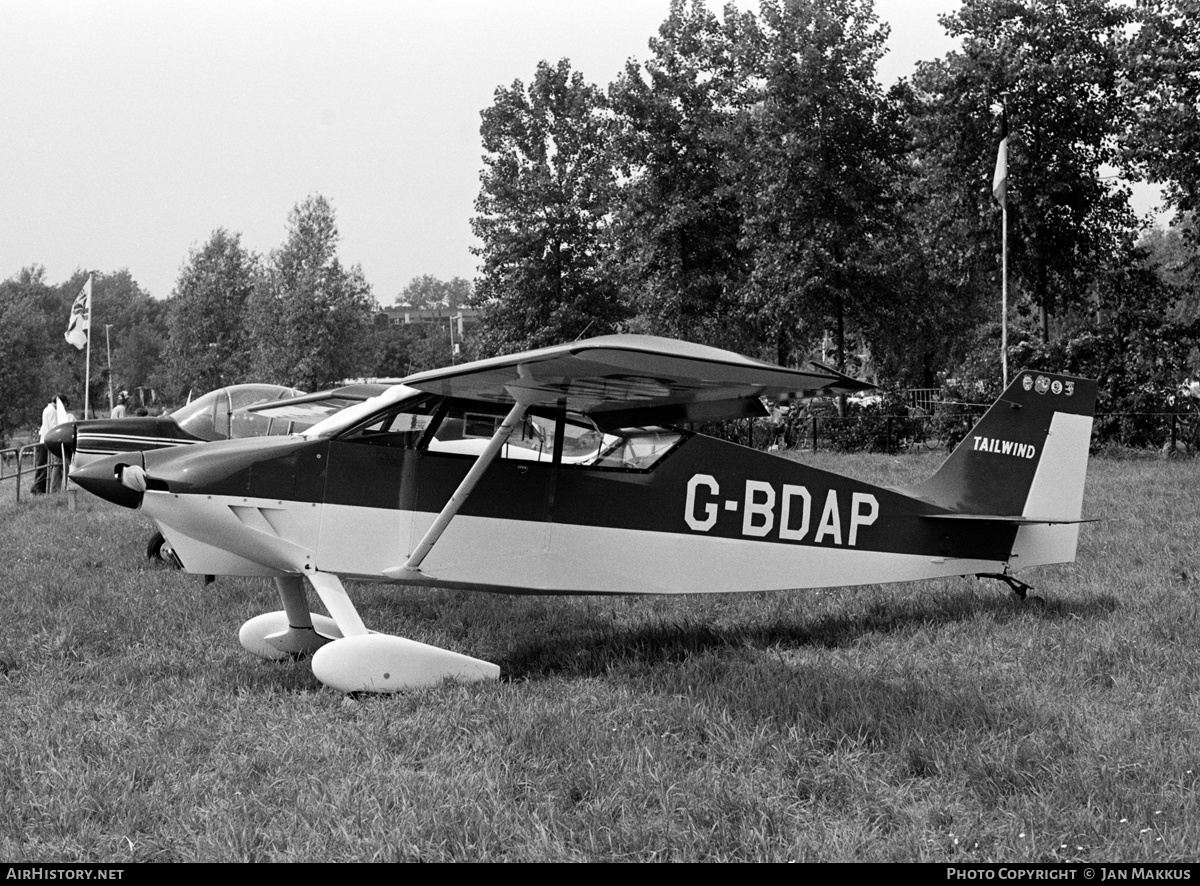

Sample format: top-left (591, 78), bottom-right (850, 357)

top-left (305, 571), bottom-right (500, 693)
top-left (238, 575), bottom-right (342, 660)
top-left (976, 572), bottom-right (1045, 607)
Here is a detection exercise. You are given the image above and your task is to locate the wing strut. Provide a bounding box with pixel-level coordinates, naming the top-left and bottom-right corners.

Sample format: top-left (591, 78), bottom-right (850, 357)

top-left (383, 382), bottom-right (539, 581)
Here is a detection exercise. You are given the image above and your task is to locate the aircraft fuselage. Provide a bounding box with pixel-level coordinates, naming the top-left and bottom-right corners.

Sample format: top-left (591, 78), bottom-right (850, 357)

top-left (84, 418), bottom-right (1015, 595)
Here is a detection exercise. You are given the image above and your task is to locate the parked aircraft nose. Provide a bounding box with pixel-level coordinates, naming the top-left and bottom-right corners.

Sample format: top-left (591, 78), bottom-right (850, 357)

top-left (43, 421), bottom-right (77, 455)
top-left (71, 453), bottom-right (145, 509)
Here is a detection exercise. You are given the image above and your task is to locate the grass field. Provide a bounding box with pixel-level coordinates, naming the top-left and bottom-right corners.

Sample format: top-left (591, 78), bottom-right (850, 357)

top-left (2, 451), bottom-right (1198, 862)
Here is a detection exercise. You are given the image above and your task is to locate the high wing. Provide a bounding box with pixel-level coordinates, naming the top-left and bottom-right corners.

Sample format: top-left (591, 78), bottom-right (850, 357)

top-left (399, 334), bottom-right (873, 430)
top-left (371, 335), bottom-right (873, 578)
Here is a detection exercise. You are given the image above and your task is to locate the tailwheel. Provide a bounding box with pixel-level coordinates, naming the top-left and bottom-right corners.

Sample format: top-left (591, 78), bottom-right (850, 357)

top-left (977, 572), bottom-right (1043, 606)
top-left (239, 610), bottom-right (342, 660)
top-left (311, 634), bottom-right (500, 693)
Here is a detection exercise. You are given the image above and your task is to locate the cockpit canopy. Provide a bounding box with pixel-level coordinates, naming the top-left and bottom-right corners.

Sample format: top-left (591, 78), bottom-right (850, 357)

top-left (172, 384), bottom-right (304, 441)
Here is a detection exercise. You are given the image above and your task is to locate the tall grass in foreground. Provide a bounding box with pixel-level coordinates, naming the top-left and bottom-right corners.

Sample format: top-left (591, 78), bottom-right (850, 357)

top-left (1, 452), bottom-right (1198, 861)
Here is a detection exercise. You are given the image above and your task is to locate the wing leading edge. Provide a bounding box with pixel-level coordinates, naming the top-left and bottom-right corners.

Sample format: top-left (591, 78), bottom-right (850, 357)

top-left (400, 334), bottom-right (873, 428)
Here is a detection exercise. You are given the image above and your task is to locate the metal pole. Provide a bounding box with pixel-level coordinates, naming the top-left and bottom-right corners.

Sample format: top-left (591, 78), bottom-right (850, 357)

top-left (1001, 202), bottom-right (1008, 388)
top-left (450, 312), bottom-right (462, 366)
top-left (105, 324), bottom-right (114, 413)
top-left (84, 323), bottom-right (92, 420)
top-left (397, 391), bottom-right (535, 575)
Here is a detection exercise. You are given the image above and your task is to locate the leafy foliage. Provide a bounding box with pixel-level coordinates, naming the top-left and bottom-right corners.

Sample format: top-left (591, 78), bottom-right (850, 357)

top-left (0, 267), bottom-right (59, 442)
top-left (738, 0), bottom-right (909, 369)
top-left (248, 195), bottom-right (376, 389)
top-left (162, 229), bottom-right (261, 399)
top-left (1140, 216), bottom-right (1200, 327)
top-left (395, 275), bottom-right (471, 311)
top-left (0, 267), bottom-right (171, 430)
top-left (608, 0), bottom-right (755, 350)
top-left (1007, 257), bottom-right (1199, 447)
top-left (364, 318), bottom-right (458, 378)
top-left (91, 270), bottom-right (168, 404)
top-left (781, 391), bottom-right (919, 453)
top-left (471, 59), bottom-right (627, 355)
top-left (1120, 1), bottom-right (1200, 221)
top-left (912, 0), bottom-right (1137, 340)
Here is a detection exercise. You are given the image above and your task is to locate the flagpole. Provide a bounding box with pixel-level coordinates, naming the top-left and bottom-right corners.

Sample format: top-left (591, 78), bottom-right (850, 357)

top-left (1001, 204), bottom-right (1008, 388)
top-left (105, 324), bottom-right (114, 413)
top-left (84, 277), bottom-right (92, 419)
top-left (992, 99), bottom-right (1009, 389)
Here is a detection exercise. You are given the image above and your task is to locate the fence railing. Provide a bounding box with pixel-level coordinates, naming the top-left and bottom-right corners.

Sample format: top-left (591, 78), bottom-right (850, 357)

top-left (757, 411), bottom-right (1200, 455)
top-left (1, 445), bottom-right (35, 502)
top-left (0, 444), bottom-right (70, 502)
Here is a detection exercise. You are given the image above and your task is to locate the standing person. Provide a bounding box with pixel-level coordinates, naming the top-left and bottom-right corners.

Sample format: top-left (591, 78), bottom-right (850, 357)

top-left (111, 390), bottom-right (129, 418)
top-left (32, 394), bottom-right (67, 494)
top-left (45, 396), bottom-right (72, 492)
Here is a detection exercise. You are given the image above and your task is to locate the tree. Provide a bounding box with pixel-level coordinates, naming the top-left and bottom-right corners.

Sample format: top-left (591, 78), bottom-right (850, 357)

top-left (162, 229), bottom-right (262, 398)
top-left (249, 195), bottom-right (376, 389)
top-left (102, 271), bottom-right (168, 402)
top-left (395, 275), bottom-right (471, 310)
top-left (608, 0), bottom-right (755, 350)
top-left (0, 267), bottom-right (58, 442)
top-left (471, 59), bottom-right (626, 355)
top-left (912, 0), bottom-right (1138, 343)
top-left (50, 269), bottom-right (165, 416)
top-left (1008, 254), bottom-right (1198, 446)
top-left (737, 0), bottom-right (909, 370)
top-left (1140, 216), bottom-right (1200, 326)
top-left (0, 266), bottom-right (166, 429)
top-left (862, 80), bottom-right (1000, 387)
top-left (1120, 1), bottom-right (1200, 222)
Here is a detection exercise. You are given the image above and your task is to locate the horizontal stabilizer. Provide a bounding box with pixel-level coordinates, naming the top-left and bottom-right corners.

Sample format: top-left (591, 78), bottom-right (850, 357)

top-left (921, 514), bottom-right (1098, 526)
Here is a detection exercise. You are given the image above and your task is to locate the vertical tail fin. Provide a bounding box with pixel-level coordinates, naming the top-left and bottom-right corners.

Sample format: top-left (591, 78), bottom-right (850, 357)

top-left (906, 370), bottom-right (1097, 521)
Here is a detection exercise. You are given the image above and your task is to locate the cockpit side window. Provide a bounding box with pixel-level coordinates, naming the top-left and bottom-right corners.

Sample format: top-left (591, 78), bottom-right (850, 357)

top-left (419, 399), bottom-right (685, 470)
top-left (427, 401), bottom-right (552, 461)
top-left (587, 426), bottom-right (685, 470)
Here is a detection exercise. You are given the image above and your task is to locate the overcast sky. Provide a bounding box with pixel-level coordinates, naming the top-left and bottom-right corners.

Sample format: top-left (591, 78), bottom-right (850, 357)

top-left (0, 0), bottom-right (1046, 306)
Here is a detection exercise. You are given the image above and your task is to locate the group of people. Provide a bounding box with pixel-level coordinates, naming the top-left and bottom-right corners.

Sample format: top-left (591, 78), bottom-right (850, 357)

top-left (31, 390), bottom-right (131, 495)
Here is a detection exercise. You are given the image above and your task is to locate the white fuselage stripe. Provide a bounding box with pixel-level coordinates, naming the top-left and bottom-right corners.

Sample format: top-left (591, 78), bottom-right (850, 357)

top-left (149, 494), bottom-right (1006, 593)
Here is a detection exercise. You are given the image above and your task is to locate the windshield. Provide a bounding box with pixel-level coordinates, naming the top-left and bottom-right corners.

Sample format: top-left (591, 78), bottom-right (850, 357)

top-left (302, 385), bottom-right (420, 438)
top-left (172, 384), bottom-right (304, 441)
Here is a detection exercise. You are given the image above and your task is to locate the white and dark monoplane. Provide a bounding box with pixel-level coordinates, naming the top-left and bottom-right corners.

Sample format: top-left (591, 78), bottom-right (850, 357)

top-left (73, 335), bottom-right (1096, 693)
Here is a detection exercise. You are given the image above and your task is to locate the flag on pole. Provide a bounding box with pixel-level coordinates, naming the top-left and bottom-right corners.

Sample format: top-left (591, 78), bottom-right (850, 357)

top-left (992, 108), bottom-right (1008, 206)
top-left (65, 275), bottom-right (92, 350)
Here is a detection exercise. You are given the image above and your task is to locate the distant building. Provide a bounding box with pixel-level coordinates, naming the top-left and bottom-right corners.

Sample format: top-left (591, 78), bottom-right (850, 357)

top-left (375, 306), bottom-right (480, 330)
